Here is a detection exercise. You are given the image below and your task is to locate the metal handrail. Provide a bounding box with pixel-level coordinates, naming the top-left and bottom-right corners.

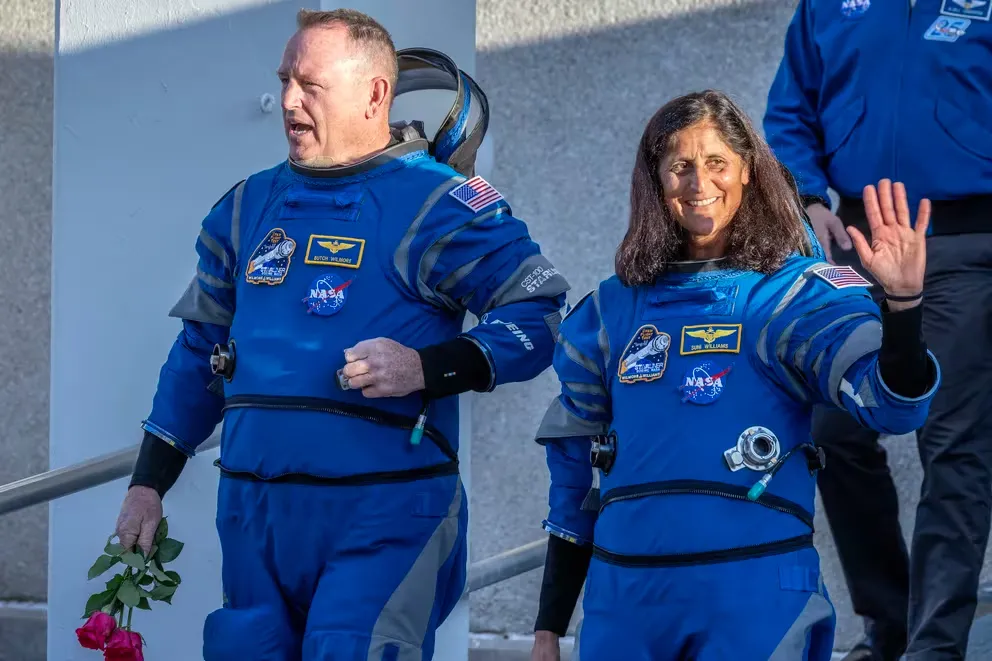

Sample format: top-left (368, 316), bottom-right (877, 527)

top-left (468, 539), bottom-right (547, 593)
top-left (0, 431), bottom-right (549, 623)
top-left (0, 536), bottom-right (548, 623)
top-left (0, 433), bottom-right (221, 516)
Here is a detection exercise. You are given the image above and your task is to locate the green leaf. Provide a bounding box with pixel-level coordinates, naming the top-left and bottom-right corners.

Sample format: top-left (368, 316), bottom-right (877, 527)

top-left (155, 538), bottom-right (183, 564)
top-left (164, 570), bottom-right (181, 585)
top-left (148, 563), bottom-right (171, 583)
top-left (161, 594), bottom-right (173, 605)
top-left (120, 552), bottom-right (146, 570)
top-left (105, 574), bottom-right (124, 593)
top-left (138, 574), bottom-right (154, 586)
top-left (87, 555), bottom-right (118, 580)
top-left (136, 597), bottom-right (152, 611)
top-left (83, 588), bottom-right (116, 617)
top-left (154, 518), bottom-right (169, 545)
top-left (148, 583), bottom-right (177, 601)
top-left (116, 580), bottom-right (141, 608)
top-left (104, 540), bottom-right (125, 557)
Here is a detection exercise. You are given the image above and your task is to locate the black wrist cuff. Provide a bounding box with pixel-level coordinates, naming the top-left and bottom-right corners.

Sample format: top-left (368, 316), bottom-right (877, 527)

top-left (801, 194), bottom-right (831, 210)
top-left (879, 301), bottom-right (930, 398)
top-left (129, 431), bottom-right (189, 498)
top-left (884, 291), bottom-right (923, 302)
top-left (534, 535), bottom-right (593, 636)
top-left (417, 336), bottom-right (492, 399)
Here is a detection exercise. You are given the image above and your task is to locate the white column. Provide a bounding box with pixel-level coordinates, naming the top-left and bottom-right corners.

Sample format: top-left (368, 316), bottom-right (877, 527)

top-left (49, 0), bottom-right (476, 659)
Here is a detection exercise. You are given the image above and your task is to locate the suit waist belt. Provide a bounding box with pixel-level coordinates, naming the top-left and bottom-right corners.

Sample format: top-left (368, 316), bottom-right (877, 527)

top-left (216, 394), bottom-right (458, 486)
top-left (592, 479), bottom-right (814, 567)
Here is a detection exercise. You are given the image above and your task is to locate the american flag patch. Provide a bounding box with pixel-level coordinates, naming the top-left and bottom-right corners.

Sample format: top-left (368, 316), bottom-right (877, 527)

top-left (810, 264), bottom-right (873, 289)
top-left (448, 176), bottom-right (504, 212)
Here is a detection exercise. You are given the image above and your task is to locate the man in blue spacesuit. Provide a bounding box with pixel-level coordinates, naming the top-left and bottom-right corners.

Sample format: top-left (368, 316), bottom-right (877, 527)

top-left (529, 90), bottom-right (940, 660)
top-left (111, 9), bottom-right (569, 660)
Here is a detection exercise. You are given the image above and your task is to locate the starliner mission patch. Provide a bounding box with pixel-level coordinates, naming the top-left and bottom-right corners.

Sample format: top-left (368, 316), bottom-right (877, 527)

top-left (245, 228), bottom-right (296, 285)
top-left (618, 324), bottom-right (671, 384)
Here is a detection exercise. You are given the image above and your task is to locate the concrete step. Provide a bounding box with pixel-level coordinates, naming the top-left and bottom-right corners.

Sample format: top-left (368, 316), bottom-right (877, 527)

top-left (5, 610), bottom-right (992, 660)
top-left (0, 603), bottom-right (45, 661)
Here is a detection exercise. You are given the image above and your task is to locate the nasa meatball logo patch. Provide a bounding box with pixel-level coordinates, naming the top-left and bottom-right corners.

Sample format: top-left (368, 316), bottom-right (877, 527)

top-left (680, 361), bottom-right (732, 405)
top-left (840, 0), bottom-right (870, 17)
top-left (245, 228), bottom-right (296, 285)
top-left (303, 273), bottom-right (353, 316)
top-left (618, 324), bottom-right (671, 384)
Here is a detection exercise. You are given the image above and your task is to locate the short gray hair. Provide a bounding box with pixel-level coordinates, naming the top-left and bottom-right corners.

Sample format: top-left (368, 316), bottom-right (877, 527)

top-left (296, 8), bottom-right (398, 93)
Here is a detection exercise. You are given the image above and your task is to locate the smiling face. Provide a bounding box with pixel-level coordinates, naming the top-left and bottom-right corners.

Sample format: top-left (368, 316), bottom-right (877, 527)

top-left (277, 25), bottom-right (385, 165)
top-left (657, 119), bottom-right (750, 255)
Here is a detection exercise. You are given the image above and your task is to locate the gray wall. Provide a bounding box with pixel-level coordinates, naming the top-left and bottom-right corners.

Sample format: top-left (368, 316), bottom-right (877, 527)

top-left (1, 0), bottom-right (990, 659)
top-left (0, 0), bottom-right (53, 657)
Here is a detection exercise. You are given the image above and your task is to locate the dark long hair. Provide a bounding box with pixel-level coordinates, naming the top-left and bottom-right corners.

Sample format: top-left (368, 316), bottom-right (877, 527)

top-left (615, 90), bottom-right (810, 286)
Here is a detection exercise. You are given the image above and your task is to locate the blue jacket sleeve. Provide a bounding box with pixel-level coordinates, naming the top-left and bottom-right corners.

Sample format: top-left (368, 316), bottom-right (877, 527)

top-left (141, 181), bottom-right (244, 456)
top-left (398, 178), bottom-right (570, 389)
top-left (763, 0), bottom-right (830, 202)
top-left (543, 437), bottom-right (597, 546)
top-left (757, 262), bottom-right (941, 435)
top-left (534, 289), bottom-right (613, 546)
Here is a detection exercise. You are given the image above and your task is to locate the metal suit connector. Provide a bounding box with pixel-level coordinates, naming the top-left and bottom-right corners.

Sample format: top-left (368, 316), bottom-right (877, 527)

top-left (591, 431), bottom-right (618, 475)
top-left (210, 340), bottom-right (236, 381)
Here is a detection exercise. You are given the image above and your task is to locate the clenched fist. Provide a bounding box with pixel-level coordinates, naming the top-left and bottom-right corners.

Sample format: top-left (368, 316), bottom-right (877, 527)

top-left (114, 486), bottom-right (163, 555)
top-left (339, 337), bottom-right (425, 398)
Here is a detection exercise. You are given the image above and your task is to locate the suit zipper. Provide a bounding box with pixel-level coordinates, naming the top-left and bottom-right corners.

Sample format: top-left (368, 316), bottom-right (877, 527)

top-left (893, 0), bottom-right (914, 181)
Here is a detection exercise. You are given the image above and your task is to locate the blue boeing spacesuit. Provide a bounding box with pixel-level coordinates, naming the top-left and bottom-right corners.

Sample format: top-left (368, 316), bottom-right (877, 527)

top-left (138, 50), bottom-right (569, 659)
top-left (535, 251), bottom-right (941, 659)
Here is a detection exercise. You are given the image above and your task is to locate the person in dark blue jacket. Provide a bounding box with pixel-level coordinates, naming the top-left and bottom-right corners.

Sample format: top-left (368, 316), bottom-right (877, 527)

top-left (529, 89), bottom-right (939, 661)
top-left (109, 9), bottom-right (569, 660)
top-left (764, 2), bottom-right (992, 659)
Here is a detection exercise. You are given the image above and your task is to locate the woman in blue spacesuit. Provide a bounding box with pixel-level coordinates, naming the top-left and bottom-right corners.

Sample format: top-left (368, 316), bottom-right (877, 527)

top-left (529, 89), bottom-right (940, 660)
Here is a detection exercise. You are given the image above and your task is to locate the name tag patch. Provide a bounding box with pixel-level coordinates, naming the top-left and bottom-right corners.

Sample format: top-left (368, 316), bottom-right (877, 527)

top-left (245, 228), bottom-right (296, 286)
top-left (925, 15), bottom-right (972, 40)
top-left (304, 235), bottom-right (365, 269)
top-left (680, 324), bottom-right (742, 355)
top-left (940, 0), bottom-right (990, 21)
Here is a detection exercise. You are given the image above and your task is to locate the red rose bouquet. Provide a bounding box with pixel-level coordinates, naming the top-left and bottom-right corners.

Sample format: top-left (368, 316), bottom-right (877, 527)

top-left (75, 517), bottom-right (184, 660)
